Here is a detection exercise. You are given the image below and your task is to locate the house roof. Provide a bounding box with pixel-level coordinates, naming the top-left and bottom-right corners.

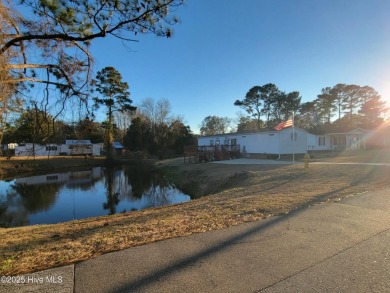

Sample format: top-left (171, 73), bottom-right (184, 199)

top-left (112, 141), bottom-right (123, 149)
top-left (65, 140), bottom-right (92, 145)
top-left (198, 127), bottom-right (376, 139)
top-left (325, 128), bottom-right (371, 136)
top-left (198, 127), bottom-right (308, 138)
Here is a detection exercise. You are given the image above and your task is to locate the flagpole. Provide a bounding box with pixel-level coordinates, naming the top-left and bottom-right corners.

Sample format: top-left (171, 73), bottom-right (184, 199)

top-left (292, 111), bottom-right (295, 165)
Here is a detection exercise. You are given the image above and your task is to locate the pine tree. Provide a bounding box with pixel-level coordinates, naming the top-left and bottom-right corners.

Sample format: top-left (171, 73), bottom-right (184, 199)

top-left (93, 67), bottom-right (136, 159)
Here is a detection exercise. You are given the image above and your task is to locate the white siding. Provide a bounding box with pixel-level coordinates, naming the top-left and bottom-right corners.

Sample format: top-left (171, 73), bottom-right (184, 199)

top-left (197, 128), bottom-right (377, 154)
top-left (15, 143), bottom-right (102, 156)
top-left (60, 145), bottom-right (69, 154)
top-left (198, 128), bottom-right (309, 155)
top-left (278, 128), bottom-right (307, 154)
top-left (308, 134), bottom-right (330, 151)
top-left (239, 132), bottom-right (279, 154)
top-left (15, 144), bottom-right (60, 156)
top-left (93, 144), bottom-right (101, 156)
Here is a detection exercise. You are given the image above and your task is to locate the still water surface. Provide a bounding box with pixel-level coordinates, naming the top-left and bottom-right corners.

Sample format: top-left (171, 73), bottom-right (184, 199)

top-left (0, 165), bottom-right (190, 228)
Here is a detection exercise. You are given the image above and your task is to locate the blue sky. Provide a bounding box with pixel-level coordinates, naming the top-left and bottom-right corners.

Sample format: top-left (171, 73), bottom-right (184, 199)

top-left (91, 0), bottom-right (390, 133)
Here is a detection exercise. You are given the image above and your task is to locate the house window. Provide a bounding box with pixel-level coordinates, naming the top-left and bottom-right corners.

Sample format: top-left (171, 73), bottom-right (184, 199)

top-left (47, 175), bottom-right (58, 181)
top-left (332, 136), bottom-right (346, 146)
top-left (318, 136), bottom-right (325, 146)
top-left (224, 139), bottom-right (230, 145)
top-left (210, 140), bottom-right (214, 145)
top-left (46, 146), bottom-right (58, 151)
top-left (231, 138), bottom-right (237, 145)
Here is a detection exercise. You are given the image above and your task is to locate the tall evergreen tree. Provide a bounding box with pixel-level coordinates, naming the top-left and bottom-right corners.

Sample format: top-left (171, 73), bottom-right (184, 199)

top-left (93, 66), bottom-right (136, 159)
top-left (235, 83), bottom-right (300, 129)
top-left (330, 84), bottom-right (346, 120)
top-left (234, 86), bottom-right (264, 130)
top-left (340, 84), bottom-right (364, 118)
top-left (260, 83), bottom-right (284, 125)
top-left (273, 91), bottom-right (301, 121)
top-left (297, 101), bottom-right (317, 130)
top-left (359, 94), bottom-right (388, 128)
top-left (315, 88), bottom-right (336, 124)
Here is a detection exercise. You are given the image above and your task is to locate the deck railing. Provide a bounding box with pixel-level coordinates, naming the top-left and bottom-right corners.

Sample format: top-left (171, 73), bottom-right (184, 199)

top-left (194, 145), bottom-right (240, 152)
top-left (184, 144), bottom-right (241, 163)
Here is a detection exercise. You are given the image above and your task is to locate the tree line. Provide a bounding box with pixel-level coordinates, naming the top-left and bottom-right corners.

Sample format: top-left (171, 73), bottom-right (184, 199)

top-left (2, 96), bottom-right (195, 159)
top-left (199, 83), bottom-right (388, 136)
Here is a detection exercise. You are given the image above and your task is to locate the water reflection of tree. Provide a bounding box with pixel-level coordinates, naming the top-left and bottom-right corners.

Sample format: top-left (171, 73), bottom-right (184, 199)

top-left (11, 184), bottom-right (60, 213)
top-left (0, 189), bottom-right (29, 228)
top-left (0, 188), bottom-right (38, 228)
top-left (122, 165), bottom-right (170, 199)
top-left (101, 165), bottom-right (174, 214)
top-left (121, 165), bottom-right (178, 207)
top-left (102, 167), bottom-right (120, 214)
top-left (0, 183), bottom-right (61, 227)
top-left (122, 165), bottom-right (151, 198)
top-left (0, 205), bottom-right (29, 228)
top-left (0, 165), bottom-right (188, 227)
top-left (146, 184), bottom-right (170, 208)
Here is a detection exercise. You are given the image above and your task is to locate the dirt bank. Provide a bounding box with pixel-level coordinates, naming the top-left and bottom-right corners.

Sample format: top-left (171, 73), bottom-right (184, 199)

top-left (156, 158), bottom-right (285, 198)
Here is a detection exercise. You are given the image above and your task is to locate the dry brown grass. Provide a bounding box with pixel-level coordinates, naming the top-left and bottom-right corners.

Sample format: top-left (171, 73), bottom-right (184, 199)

top-left (1, 151), bottom-right (390, 275)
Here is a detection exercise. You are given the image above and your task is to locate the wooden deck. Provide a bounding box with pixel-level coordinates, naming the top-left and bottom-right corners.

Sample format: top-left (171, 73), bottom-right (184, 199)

top-left (184, 144), bottom-right (241, 163)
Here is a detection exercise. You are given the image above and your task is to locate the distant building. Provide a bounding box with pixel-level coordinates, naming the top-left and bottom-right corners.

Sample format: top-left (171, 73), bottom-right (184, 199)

top-left (14, 140), bottom-right (102, 157)
top-left (15, 143), bottom-right (64, 156)
top-left (112, 141), bottom-right (124, 156)
top-left (65, 140), bottom-right (100, 156)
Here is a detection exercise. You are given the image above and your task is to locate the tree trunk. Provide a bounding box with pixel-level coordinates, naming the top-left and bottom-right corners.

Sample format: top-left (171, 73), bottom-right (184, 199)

top-left (106, 104), bottom-right (114, 160)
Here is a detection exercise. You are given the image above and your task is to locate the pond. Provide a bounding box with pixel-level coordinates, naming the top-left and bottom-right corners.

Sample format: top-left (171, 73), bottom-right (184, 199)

top-left (0, 165), bottom-right (191, 228)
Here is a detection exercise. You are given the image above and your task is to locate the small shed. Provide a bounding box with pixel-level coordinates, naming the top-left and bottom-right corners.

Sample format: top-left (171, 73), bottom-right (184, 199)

top-left (113, 141), bottom-right (124, 156)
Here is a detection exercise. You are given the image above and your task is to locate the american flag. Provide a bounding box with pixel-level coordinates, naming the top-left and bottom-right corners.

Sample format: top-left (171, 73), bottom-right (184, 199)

top-left (274, 118), bottom-right (293, 131)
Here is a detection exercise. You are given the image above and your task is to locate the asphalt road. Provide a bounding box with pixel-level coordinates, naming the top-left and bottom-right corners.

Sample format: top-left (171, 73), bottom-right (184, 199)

top-left (2, 187), bottom-right (390, 293)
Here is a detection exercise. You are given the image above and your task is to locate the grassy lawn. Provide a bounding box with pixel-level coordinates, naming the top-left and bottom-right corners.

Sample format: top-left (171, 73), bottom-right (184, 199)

top-left (1, 150), bottom-right (390, 275)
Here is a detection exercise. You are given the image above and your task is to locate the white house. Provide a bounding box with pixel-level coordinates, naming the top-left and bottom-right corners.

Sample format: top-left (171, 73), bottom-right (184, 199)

top-left (197, 127), bottom-right (379, 159)
top-left (14, 140), bottom-right (102, 156)
top-left (15, 143), bottom-right (66, 156)
top-left (65, 140), bottom-right (98, 155)
top-left (197, 127), bottom-right (309, 157)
